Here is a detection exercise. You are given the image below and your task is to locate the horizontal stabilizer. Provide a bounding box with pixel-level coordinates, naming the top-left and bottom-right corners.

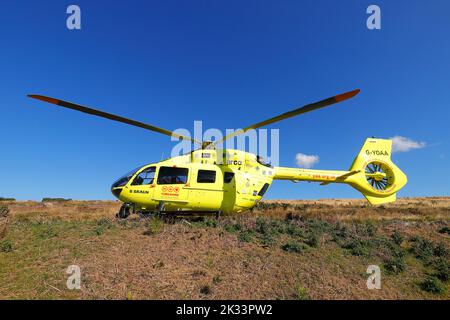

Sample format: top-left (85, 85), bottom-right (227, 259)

top-left (364, 193), bottom-right (396, 205)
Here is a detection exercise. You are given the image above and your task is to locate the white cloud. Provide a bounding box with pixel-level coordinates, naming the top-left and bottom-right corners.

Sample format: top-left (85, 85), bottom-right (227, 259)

top-left (295, 153), bottom-right (319, 168)
top-left (390, 136), bottom-right (426, 153)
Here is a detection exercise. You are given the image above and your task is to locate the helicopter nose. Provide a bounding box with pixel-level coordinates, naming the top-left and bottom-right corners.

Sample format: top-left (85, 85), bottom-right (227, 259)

top-left (111, 187), bottom-right (123, 199)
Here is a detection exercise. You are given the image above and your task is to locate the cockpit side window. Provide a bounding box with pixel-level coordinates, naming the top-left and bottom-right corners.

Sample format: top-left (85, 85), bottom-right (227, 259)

top-left (224, 172), bottom-right (234, 183)
top-left (131, 166), bottom-right (156, 185)
top-left (157, 167), bottom-right (189, 185)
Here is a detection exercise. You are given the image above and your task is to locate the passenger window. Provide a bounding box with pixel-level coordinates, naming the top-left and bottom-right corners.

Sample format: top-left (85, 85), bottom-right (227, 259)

top-left (224, 172), bottom-right (234, 183)
top-left (197, 170), bottom-right (216, 183)
top-left (258, 183), bottom-right (270, 196)
top-left (157, 167), bottom-right (189, 184)
top-left (131, 166), bottom-right (156, 185)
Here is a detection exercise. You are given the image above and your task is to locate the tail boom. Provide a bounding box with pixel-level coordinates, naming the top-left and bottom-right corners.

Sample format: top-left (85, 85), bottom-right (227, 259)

top-left (273, 167), bottom-right (352, 184)
top-left (274, 138), bottom-right (407, 205)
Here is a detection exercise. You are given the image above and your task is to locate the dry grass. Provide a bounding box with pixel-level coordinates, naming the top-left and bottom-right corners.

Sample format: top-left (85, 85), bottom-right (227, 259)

top-left (6, 200), bottom-right (120, 221)
top-left (251, 197), bottom-right (450, 221)
top-left (0, 197), bottom-right (449, 300)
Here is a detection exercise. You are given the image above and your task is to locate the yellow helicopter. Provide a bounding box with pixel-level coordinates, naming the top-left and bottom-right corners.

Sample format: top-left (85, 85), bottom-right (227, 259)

top-left (28, 89), bottom-right (407, 218)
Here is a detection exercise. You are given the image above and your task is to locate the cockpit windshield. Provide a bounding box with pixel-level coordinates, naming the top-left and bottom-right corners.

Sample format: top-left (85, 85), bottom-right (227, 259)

top-left (111, 167), bottom-right (141, 188)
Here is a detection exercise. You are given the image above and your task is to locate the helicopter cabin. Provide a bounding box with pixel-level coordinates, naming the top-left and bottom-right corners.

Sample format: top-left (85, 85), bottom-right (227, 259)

top-left (111, 149), bottom-right (274, 214)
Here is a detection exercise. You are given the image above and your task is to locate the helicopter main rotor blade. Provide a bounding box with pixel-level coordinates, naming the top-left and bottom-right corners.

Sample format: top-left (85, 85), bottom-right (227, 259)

top-left (213, 89), bottom-right (360, 146)
top-left (27, 95), bottom-right (202, 145)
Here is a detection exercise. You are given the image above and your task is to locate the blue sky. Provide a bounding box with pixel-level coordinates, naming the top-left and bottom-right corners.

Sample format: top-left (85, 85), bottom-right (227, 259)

top-left (1, 0), bottom-right (449, 200)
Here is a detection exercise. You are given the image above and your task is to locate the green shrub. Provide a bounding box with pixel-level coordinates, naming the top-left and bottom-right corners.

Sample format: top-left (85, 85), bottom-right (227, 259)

top-left (434, 242), bottom-right (449, 258)
top-left (392, 244), bottom-right (406, 259)
top-left (94, 218), bottom-right (113, 235)
top-left (433, 258), bottom-right (450, 282)
top-left (260, 233), bottom-right (276, 247)
top-left (378, 237), bottom-right (406, 259)
top-left (285, 223), bottom-right (304, 237)
top-left (143, 217), bottom-right (164, 235)
top-left (359, 221), bottom-right (377, 237)
top-left (281, 241), bottom-right (306, 253)
top-left (420, 276), bottom-right (445, 294)
top-left (305, 231), bottom-right (320, 247)
top-left (0, 198), bottom-right (15, 202)
top-left (391, 231), bottom-right (404, 246)
top-left (410, 237), bottom-right (435, 263)
top-left (238, 230), bottom-right (255, 243)
top-left (224, 222), bottom-right (242, 233)
top-left (269, 219), bottom-right (288, 234)
top-left (438, 226), bottom-right (450, 235)
top-left (252, 218), bottom-right (281, 246)
top-left (306, 219), bottom-right (333, 235)
top-left (331, 223), bottom-right (352, 244)
top-left (0, 205), bottom-right (9, 218)
top-left (96, 218), bottom-right (113, 229)
top-left (295, 285), bottom-right (310, 300)
top-left (94, 226), bottom-right (105, 236)
top-left (384, 257), bottom-right (406, 274)
top-left (254, 217), bottom-right (291, 239)
top-left (342, 239), bottom-right (372, 257)
top-left (255, 217), bottom-right (272, 235)
top-left (202, 218), bottom-right (218, 228)
top-left (0, 239), bottom-right (13, 253)
top-left (36, 225), bottom-right (58, 239)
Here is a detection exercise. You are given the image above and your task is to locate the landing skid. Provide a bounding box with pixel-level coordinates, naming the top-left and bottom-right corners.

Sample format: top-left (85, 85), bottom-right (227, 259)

top-left (159, 210), bottom-right (221, 219)
top-left (117, 202), bottom-right (221, 220)
top-left (138, 210), bottom-right (221, 220)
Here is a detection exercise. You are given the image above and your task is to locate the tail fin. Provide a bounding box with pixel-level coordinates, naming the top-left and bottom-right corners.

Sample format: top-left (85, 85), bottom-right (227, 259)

top-left (346, 138), bottom-right (407, 205)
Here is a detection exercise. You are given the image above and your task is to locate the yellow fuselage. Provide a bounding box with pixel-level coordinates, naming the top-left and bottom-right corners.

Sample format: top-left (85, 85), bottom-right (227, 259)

top-left (111, 138), bottom-right (407, 213)
top-left (112, 149), bottom-right (275, 213)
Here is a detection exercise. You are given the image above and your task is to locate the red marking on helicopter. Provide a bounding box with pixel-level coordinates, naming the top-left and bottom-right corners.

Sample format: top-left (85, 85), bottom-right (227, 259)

top-left (313, 174), bottom-right (337, 180)
top-left (161, 185), bottom-right (180, 196)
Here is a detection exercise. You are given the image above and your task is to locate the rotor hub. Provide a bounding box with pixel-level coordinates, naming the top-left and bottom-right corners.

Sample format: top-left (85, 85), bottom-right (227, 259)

top-left (365, 161), bottom-right (394, 191)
